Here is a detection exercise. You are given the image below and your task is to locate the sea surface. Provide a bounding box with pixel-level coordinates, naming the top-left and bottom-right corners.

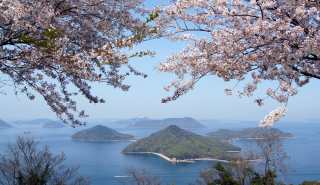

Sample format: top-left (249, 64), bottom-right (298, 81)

top-left (0, 121), bottom-right (319, 184)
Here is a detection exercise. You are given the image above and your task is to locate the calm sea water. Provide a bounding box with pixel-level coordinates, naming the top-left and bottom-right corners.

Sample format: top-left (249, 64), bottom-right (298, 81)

top-left (0, 121), bottom-right (319, 184)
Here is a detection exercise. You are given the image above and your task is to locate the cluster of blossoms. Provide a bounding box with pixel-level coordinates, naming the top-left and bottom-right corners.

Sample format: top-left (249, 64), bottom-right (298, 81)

top-left (154, 0), bottom-right (320, 126)
top-left (259, 107), bottom-right (288, 127)
top-left (224, 87), bottom-right (232, 96)
top-left (0, 0), bottom-right (155, 127)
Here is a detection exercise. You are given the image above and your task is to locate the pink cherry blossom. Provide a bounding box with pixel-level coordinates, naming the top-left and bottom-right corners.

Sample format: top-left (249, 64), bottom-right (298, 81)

top-left (155, 0), bottom-right (320, 126)
top-left (0, 0), bottom-right (154, 127)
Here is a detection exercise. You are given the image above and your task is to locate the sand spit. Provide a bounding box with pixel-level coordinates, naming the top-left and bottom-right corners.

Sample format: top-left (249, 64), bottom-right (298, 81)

top-left (120, 151), bottom-right (259, 163)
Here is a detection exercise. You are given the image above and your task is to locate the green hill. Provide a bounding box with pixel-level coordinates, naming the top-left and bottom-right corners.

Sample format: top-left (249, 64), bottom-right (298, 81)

top-left (206, 127), bottom-right (294, 141)
top-left (42, 121), bottom-right (66, 128)
top-left (122, 125), bottom-right (240, 160)
top-left (126, 117), bottom-right (208, 129)
top-left (0, 119), bottom-right (12, 128)
top-left (70, 125), bottom-right (134, 141)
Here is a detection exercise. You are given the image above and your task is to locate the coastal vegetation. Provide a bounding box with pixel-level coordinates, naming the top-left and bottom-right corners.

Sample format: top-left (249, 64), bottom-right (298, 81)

top-left (121, 129), bottom-right (295, 185)
top-left (70, 125), bottom-right (134, 141)
top-left (206, 127), bottom-right (294, 142)
top-left (197, 130), bottom-right (294, 185)
top-left (126, 117), bottom-right (208, 129)
top-left (122, 125), bottom-right (240, 160)
top-left (299, 181), bottom-right (320, 185)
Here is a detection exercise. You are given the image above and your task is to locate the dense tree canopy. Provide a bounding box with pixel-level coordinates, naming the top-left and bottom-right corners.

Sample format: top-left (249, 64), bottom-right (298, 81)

top-left (0, 0), bottom-right (155, 126)
top-left (154, 0), bottom-right (320, 127)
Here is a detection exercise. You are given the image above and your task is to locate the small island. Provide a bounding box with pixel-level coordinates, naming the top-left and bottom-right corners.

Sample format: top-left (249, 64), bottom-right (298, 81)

top-left (43, 121), bottom-right (66, 128)
top-left (206, 127), bottom-right (294, 142)
top-left (70, 125), bottom-right (134, 141)
top-left (126, 117), bottom-right (208, 129)
top-left (122, 125), bottom-right (241, 162)
top-left (23, 131), bottom-right (34, 134)
top-left (0, 119), bottom-right (12, 128)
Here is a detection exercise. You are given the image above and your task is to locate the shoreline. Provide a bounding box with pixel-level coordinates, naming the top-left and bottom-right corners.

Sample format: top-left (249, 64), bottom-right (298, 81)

top-left (205, 136), bottom-right (297, 143)
top-left (70, 138), bottom-right (137, 142)
top-left (244, 136), bottom-right (297, 140)
top-left (120, 151), bottom-right (256, 163)
top-left (227, 150), bottom-right (243, 153)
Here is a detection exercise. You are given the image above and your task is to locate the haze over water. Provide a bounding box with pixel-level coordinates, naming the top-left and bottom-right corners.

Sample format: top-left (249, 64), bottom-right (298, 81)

top-left (0, 121), bottom-right (319, 184)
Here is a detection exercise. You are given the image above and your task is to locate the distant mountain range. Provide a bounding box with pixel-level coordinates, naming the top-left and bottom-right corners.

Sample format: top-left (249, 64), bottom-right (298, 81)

top-left (110, 117), bottom-right (150, 125)
top-left (15, 118), bottom-right (53, 125)
top-left (70, 125), bottom-right (134, 141)
top-left (197, 119), bottom-right (220, 124)
top-left (206, 127), bottom-right (294, 141)
top-left (43, 121), bottom-right (66, 128)
top-left (122, 125), bottom-right (240, 161)
top-left (0, 119), bottom-right (12, 128)
top-left (126, 117), bottom-right (208, 129)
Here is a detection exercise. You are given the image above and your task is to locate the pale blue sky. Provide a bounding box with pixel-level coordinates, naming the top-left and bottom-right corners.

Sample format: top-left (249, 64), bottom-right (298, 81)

top-left (1, 1), bottom-right (320, 123)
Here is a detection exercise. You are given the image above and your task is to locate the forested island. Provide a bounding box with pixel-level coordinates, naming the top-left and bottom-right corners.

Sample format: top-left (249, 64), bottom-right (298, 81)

top-left (0, 119), bottom-right (12, 128)
top-left (206, 127), bottom-right (294, 142)
top-left (43, 121), bottom-right (66, 128)
top-left (122, 125), bottom-right (240, 162)
top-left (70, 125), bottom-right (134, 141)
top-left (126, 117), bottom-right (208, 129)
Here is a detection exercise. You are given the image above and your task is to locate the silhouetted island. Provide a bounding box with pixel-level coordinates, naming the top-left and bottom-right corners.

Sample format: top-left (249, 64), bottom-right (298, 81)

top-left (206, 127), bottom-right (294, 142)
top-left (42, 121), bottom-right (66, 128)
top-left (126, 117), bottom-right (208, 129)
top-left (0, 119), bottom-right (12, 128)
top-left (70, 125), bottom-right (134, 141)
top-left (110, 117), bottom-right (149, 125)
top-left (23, 131), bottom-right (34, 134)
top-left (15, 118), bottom-right (53, 125)
top-left (122, 125), bottom-right (240, 162)
top-left (198, 119), bottom-right (220, 124)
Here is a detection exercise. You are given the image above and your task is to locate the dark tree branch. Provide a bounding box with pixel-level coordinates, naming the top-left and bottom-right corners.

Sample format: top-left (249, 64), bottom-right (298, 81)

top-left (289, 65), bottom-right (320, 80)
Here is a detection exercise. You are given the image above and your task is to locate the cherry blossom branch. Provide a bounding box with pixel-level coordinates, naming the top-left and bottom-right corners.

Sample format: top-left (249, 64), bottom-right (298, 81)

top-left (154, 0), bottom-right (319, 127)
